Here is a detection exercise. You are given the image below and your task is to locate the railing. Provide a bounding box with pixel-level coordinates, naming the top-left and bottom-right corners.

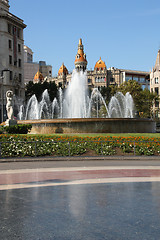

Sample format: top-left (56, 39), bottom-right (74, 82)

top-left (0, 140), bottom-right (159, 158)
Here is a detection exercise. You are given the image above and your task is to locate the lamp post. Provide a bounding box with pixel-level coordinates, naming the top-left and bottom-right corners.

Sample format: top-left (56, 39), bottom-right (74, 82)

top-left (1, 69), bottom-right (10, 122)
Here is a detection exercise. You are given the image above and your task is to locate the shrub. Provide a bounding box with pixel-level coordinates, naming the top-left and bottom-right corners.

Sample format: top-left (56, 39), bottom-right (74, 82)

top-left (4, 124), bottom-right (32, 134)
top-left (0, 127), bottom-right (4, 134)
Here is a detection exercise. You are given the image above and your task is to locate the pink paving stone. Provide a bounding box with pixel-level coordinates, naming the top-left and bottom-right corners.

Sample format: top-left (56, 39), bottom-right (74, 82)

top-left (1, 169), bottom-right (160, 185)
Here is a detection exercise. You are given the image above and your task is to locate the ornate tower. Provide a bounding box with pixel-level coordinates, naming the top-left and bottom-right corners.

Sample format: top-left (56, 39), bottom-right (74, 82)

top-left (0, 0), bottom-right (10, 11)
top-left (74, 38), bottom-right (87, 72)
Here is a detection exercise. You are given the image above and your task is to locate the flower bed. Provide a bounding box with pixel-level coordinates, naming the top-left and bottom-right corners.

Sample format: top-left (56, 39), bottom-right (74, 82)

top-left (0, 135), bottom-right (160, 157)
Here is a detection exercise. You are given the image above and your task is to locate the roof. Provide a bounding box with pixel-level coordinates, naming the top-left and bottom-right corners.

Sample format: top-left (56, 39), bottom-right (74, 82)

top-left (58, 63), bottom-right (68, 74)
top-left (94, 57), bottom-right (106, 69)
top-left (34, 71), bottom-right (44, 81)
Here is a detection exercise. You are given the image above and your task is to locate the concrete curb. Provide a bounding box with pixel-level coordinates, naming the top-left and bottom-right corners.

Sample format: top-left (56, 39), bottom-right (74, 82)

top-left (0, 155), bottom-right (160, 163)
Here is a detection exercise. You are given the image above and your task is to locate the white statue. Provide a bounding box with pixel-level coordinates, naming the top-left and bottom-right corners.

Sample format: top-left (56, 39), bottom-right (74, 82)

top-left (6, 90), bottom-right (14, 120)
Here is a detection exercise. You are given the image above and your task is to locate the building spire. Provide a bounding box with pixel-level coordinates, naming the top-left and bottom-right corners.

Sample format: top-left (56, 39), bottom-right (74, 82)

top-left (74, 38), bottom-right (87, 72)
top-left (79, 38), bottom-right (82, 45)
top-left (155, 49), bottom-right (160, 69)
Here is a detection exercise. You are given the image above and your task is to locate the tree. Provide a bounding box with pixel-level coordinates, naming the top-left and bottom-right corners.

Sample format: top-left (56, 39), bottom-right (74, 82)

top-left (118, 80), bottom-right (143, 110)
top-left (100, 85), bottom-right (118, 104)
top-left (25, 81), bottom-right (58, 102)
top-left (118, 80), bottom-right (158, 118)
top-left (140, 89), bottom-right (158, 118)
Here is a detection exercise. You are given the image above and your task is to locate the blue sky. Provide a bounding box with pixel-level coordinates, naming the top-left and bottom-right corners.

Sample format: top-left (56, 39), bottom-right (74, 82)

top-left (10, 0), bottom-right (160, 75)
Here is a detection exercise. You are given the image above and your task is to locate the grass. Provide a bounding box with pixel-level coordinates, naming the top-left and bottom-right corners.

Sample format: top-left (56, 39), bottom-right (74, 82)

top-left (28, 133), bottom-right (160, 138)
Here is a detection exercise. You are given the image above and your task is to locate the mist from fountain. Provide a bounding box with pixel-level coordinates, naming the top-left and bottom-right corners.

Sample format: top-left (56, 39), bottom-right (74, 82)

top-left (18, 70), bottom-right (135, 120)
top-left (63, 70), bottom-right (89, 118)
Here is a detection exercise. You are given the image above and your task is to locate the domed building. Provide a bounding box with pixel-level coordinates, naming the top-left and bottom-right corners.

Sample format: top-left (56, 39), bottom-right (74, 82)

top-left (92, 57), bottom-right (107, 87)
top-left (58, 63), bottom-right (68, 76)
top-left (94, 57), bottom-right (107, 72)
top-left (57, 63), bottom-right (69, 87)
top-left (53, 40), bottom-right (108, 88)
top-left (53, 38), bottom-right (149, 91)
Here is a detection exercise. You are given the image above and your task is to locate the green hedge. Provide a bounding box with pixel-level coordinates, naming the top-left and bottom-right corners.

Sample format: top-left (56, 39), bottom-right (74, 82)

top-left (3, 124), bottom-right (32, 134)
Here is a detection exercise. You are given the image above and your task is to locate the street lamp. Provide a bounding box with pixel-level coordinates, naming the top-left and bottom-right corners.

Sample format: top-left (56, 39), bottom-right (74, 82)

top-left (1, 69), bottom-right (10, 122)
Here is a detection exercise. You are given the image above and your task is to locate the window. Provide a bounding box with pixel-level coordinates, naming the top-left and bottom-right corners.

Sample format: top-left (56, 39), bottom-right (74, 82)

top-left (17, 28), bottom-right (21, 38)
top-left (100, 77), bottom-right (105, 82)
top-left (8, 23), bottom-right (11, 34)
top-left (110, 78), bottom-right (115, 83)
top-left (19, 74), bottom-right (22, 82)
top-left (141, 84), bottom-right (146, 90)
top-left (12, 26), bottom-right (15, 35)
top-left (27, 53), bottom-right (33, 63)
top-left (18, 44), bottom-right (21, 53)
top-left (155, 77), bottom-right (159, 84)
top-left (18, 59), bottom-right (21, 68)
top-left (155, 100), bottom-right (159, 108)
top-left (133, 76), bottom-right (138, 81)
top-left (15, 89), bottom-right (19, 96)
top-left (95, 77), bottom-right (105, 83)
top-left (10, 71), bottom-right (13, 81)
top-left (155, 87), bottom-right (159, 95)
top-left (9, 55), bottom-right (12, 65)
top-left (139, 77), bottom-right (145, 83)
top-left (8, 40), bottom-right (12, 49)
top-left (125, 76), bottom-right (132, 81)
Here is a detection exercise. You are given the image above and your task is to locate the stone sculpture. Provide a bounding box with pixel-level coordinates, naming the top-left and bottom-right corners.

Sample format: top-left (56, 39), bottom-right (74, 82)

top-left (6, 90), bottom-right (14, 120)
top-left (5, 90), bottom-right (17, 126)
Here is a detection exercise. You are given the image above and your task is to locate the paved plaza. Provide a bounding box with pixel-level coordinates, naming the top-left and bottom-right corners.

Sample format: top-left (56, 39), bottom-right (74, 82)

top-left (1, 159), bottom-right (160, 240)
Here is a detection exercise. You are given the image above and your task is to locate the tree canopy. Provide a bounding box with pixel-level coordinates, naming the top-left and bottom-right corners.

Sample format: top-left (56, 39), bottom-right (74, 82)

top-left (100, 80), bottom-right (158, 118)
top-left (100, 85), bottom-right (117, 104)
top-left (118, 80), bottom-right (158, 117)
top-left (25, 81), bottom-right (58, 102)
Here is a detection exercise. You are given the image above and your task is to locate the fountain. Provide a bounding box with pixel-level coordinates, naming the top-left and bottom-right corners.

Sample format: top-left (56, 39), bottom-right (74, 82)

top-left (18, 70), bottom-right (135, 120)
top-left (17, 70), bottom-right (156, 133)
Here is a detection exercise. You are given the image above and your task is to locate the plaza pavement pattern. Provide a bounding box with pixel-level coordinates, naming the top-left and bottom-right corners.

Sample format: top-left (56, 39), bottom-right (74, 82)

top-left (1, 162), bottom-right (160, 239)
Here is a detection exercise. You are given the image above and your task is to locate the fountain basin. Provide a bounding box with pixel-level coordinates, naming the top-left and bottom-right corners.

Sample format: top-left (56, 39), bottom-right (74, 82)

top-left (18, 118), bottom-right (156, 134)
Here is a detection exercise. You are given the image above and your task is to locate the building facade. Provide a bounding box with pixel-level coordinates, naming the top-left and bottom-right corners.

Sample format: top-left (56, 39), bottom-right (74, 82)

top-left (0, 0), bottom-right (26, 121)
top-left (150, 50), bottom-right (160, 117)
top-left (24, 46), bottom-right (52, 84)
top-left (39, 61), bottom-right (52, 81)
top-left (53, 39), bottom-right (150, 91)
top-left (24, 45), bottom-right (39, 84)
